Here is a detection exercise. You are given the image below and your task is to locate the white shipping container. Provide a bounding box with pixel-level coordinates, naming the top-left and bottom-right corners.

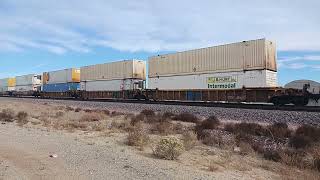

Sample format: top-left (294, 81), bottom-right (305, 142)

top-left (81, 79), bottom-right (144, 91)
top-left (15, 85), bottom-right (40, 92)
top-left (148, 70), bottom-right (278, 90)
top-left (149, 39), bottom-right (277, 78)
top-left (45, 68), bottom-right (80, 84)
top-left (81, 60), bottom-right (146, 81)
top-left (7, 86), bottom-right (15, 91)
top-left (16, 74), bottom-right (41, 86)
top-left (0, 79), bottom-right (8, 92)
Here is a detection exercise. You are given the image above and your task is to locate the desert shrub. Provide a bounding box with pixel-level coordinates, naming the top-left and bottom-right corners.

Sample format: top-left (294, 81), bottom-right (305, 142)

top-left (102, 109), bottom-right (110, 115)
top-left (267, 122), bottom-right (292, 139)
top-left (80, 113), bottom-right (101, 122)
top-left (224, 122), bottom-right (267, 137)
top-left (127, 123), bottom-right (149, 150)
top-left (152, 120), bottom-right (174, 135)
top-left (182, 131), bottom-right (198, 150)
top-left (153, 137), bottom-right (185, 160)
top-left (140, 109), bottom-right (156, 117)
top-left (162, 112), bottom-right (175, 120)
top-left (173, 122), bottom-right (185, 134)
top-left (238, 142), bottom-right (255, 156)
top-left (110, 111), bottom-right (124, 117)
top-left (111, 120), bottom-right (131, 131)
top-left (195, 116), bottom-right (220, 138)
top-left (55, 111), bottom-right (64, 118)
top-left (130, 114), bottom-right (145, 126)
top-left (234, 132), bottom-right (253, 145)
top-left (16, 111), bottom-right (28, 126)
top-left (91, 123), bottom-right (105, 131)
top-left (74, 108), bottom-right (82, 112)
top-left (208, 161), bottom-right (219, 172)
top-left (295, 125), bottom-right (320, 142)
top-left (202, 134), bottom-right (224, 147)
top-left (224, 123), bottom-right (236, 132)
top-left (173, 112), bottom-right (198, 123)
top-left (83, 109), bottom-right (93, 113)
top-left (314, 158), bottom-right (320, 171)
top-left (289, 135), bottom-right (312, 149)
top-left (0, 108), bottom-right (15, 122)
top-left (65, 106), bottom-right (74, 111)
top-left (263, 149), bottom-right (281, 162)
top-left (200, 130), bottom-right (236, 148)
top-left (279, 150), bottom-right (305, 168)
top-left (64, 121), bottom-right (88, 131)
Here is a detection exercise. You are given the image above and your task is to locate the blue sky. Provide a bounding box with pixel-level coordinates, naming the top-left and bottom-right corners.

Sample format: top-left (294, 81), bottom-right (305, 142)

top-left (0, 0), bottom-right (320, 86)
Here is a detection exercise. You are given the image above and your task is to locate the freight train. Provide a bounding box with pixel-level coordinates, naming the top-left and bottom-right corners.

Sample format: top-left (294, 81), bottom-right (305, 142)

top-left (0, 39), bottom-right (319, 107)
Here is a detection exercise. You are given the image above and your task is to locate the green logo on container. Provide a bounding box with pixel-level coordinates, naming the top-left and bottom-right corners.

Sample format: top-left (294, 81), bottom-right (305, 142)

top-left (207, 76), bottom-right (237, 89)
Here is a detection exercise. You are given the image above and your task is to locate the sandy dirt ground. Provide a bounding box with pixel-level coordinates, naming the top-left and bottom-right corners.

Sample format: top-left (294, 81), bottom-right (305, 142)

top-left (0, 98), bottom-right (316, 180)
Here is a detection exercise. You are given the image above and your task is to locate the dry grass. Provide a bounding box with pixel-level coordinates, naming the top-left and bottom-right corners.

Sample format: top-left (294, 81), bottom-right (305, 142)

top-left (55, 111), bottom-right (64, 118)
top-left (207, 161), bottom-right (219, 172)
top-left (195, 116), bottom-right (220, 138)
top-left (16, 111), bottom-right (29, 126)
top-left (267, 122), bottom-right (292, 139)
top-left (0, 108), bottom-right (15, 122)
top-left (80, 113), bottom-right (102, 122)
top-left (127, 122), bottom-right (150, 150)
top-left (182, 131), bottom-right (198, 150)
top-left (173, 112), bottom-right (199, 123)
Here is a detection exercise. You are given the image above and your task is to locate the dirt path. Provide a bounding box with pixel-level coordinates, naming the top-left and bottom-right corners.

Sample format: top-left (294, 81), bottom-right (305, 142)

top-left (0, 146), bottom-right (73, 180)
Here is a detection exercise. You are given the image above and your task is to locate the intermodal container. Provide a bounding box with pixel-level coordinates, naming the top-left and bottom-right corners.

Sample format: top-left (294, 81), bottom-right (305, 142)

top-left (8, 78), bottom-right (16, 87)
top-left (42, 83), bottom-right (80, 92)
top-left (80, 60), bottom-right (146, 81)
top-left (148, 39), bottom-right (277, 78)
top-left (43, 68), bottom-right (80, 84)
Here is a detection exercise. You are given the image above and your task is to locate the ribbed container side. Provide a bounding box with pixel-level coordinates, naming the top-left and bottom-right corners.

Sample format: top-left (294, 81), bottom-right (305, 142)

top-left (44, 68), bottom-right (80, 84)
top-left (81, 60), bottom-right (146, 81)
top-left (8, 78), bottom-right (16, 87)
top-left (16, 74), bottom-right (41, 86)
top-left (16, 85), bottom-right (39, 92)
top-left (42, 83), bottom-right (80, 92)
top-left (148, 70), bottom-right (278, 90)
top-left (81, 79), bottom-right (144, 91)
top-left (0, 78), bottom-right (8, 88)
top-left (149, 39), bottom-right (277, 78)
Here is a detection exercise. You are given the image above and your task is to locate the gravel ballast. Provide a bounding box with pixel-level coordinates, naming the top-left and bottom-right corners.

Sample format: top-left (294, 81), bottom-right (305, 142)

top-left (2, 97), bottom-right (319, 126)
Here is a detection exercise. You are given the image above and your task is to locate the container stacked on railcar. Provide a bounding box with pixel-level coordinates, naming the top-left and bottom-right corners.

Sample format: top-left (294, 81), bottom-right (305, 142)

top-left (80, 60), bottom-right (146, 91)
top-left (42, 68), bottom-right (80, 92)
top-left (80, 60), bottom-right (146, 99)
top-left (15, 74), bottom-right (42, 93)
top-left (0, 78), bottom-right (16, 93)
top-left (147, 39), bottom-right (279, 103)
top-left (148, 39), bottom-right (278, 90)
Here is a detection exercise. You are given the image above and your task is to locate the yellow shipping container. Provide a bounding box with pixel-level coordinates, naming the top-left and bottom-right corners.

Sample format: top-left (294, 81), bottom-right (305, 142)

top-left (72, 69), bottom-right (81, 82)
top-left (8, 78), bottom-right (16, 87)
top-left (42, 72), bottom-right (49, 84)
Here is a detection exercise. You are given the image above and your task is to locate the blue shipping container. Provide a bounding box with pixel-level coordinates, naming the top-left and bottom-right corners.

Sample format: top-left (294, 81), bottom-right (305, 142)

top-left (42, 83), bottom-right (80, 92)
top-left (187, 91), bottom-right (202, 101)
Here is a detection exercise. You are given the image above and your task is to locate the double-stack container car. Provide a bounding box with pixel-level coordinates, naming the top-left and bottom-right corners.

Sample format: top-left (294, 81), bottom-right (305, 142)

top-left (15, 74), bottom-right (42, 93)
top-left (0, 38), bottom-right (318, 106)
top-left (42, 68), bottom-right (80, 92)
top-left (0, 78), bottom-right (16, 94)
top-left (80, 60), bottom-right (146, 99)
top-left (148, 39), bottom-right (283, 102)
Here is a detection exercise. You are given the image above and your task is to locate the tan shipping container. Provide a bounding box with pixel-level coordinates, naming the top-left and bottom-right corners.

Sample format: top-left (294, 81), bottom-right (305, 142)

top-left (81, 60), bottom-right (146, 81)
top-left (43, 68), bottom-right (80, 84)
top-left (149, 39), bottom-right (277, 78)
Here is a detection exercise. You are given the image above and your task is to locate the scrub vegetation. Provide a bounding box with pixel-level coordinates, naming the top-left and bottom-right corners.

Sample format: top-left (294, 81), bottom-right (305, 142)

top-left (1, 100), bottom-right (320, 179)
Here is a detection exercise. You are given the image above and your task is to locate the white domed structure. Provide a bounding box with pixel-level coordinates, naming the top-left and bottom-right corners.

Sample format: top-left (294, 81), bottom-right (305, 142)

top-left (285, 80), bottom-right (320, 94)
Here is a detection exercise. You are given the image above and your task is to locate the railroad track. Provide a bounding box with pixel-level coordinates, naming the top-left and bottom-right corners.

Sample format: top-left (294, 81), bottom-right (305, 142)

top-left (1, 96), bottom-right (319, 112)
